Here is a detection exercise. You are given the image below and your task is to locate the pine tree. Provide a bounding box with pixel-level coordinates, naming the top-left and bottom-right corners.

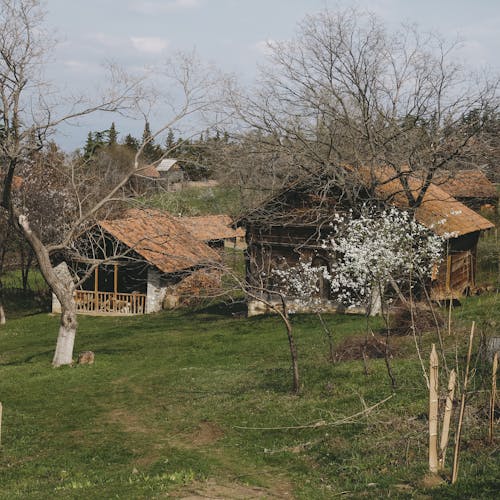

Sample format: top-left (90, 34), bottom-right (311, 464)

top-left (123, 133), bottom-right (139, 152)
top-left (165, 128), bottom-right (175, 153)
top-left (83, 132), bottom-right (96, 159)
top-left (108, 122), bottom-right (118, 145)
top-left (141, 121), bottom-right (157, 161)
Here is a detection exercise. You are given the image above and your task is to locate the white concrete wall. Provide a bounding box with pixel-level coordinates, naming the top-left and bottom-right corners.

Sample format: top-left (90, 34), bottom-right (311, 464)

top-left (146, 268), bottom-right (168, 313)
top-left (247, 298), bottom-right (367, 317)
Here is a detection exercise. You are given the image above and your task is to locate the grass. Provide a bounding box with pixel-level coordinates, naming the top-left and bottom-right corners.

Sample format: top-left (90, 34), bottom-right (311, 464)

top-left (1, 268), bottom-right (48, 293)
top-left (0, 293), bottom-right (499, 498)
top-left (145, 185), bottom-right (244, 217)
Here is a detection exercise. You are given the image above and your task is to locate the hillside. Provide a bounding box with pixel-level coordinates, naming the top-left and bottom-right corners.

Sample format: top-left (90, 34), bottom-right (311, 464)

top-left (0, 295), bottom-right (499, 498)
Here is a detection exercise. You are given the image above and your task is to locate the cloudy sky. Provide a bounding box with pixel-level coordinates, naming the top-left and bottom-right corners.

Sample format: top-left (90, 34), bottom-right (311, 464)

top-left (44, 0), bottom-right (500, 150)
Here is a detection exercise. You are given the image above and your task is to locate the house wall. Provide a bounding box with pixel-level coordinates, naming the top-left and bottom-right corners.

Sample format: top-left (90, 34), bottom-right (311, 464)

top-left (159, 169), bottom-right (184, 185)
top-left (431, 232), bottom-right (480, 300)
top-left (145, 268), bottom-right (168, 313)
top-left (247, 297), bottom-right (366, 317)
top-left (246, 221), bottom-right (484, 313)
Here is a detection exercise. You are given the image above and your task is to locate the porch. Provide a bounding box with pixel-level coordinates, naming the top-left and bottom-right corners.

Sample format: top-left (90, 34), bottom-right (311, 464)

top-left (74, 290), bottom-right (146, 315)
top-left (74, 261), bottom-right (149, 315)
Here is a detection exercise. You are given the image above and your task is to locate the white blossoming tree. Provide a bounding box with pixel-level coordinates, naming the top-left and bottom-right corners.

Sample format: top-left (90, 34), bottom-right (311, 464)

top-left (267, 207), bottom-right (444, 388)
top-left (326, 207), bottom-right (444, 316)
top-left (272, 207), bottom-right (444, 316)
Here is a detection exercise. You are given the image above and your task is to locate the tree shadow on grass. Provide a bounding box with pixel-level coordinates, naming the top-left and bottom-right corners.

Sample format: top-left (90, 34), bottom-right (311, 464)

top-left (0, 349), bottom-right (53, 366)
top-left (258, 367), bottom-right (295, 394)
top-left (192, 301), bottom-right (247, 319)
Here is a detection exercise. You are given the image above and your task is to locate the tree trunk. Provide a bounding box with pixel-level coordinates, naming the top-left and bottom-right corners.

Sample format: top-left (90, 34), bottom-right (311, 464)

top-left (52, 293), bottom-right (78, 367)
top-left (317, 313), bottom-right (335, 363)
top-left (0, 281), bottom-right (5, 325)
top-left (21, 247), bottom-right (34, 291)
top-left (17, 214), bottom-right (78, 366)
top-left (284, 316), bottom-right (300, 394)
top-left (278, 296), bottom-right (300, 393)
top-left (369, 285), bottom-right (382, 316)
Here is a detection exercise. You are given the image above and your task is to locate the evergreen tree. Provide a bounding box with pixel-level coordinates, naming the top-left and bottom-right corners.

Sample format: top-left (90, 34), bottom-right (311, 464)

top-left (141, 121), bottom-right (158, 162)
top-left (165, 128), bottom-right (175, 153)
top-left (140, 121), bottom-right (165, 161)
top-left (83, 132), bottom-right (94, 158)
top-left (108, 122), bottom-right (118, 145)
top-left (123, 133), bottom-right (139, 152)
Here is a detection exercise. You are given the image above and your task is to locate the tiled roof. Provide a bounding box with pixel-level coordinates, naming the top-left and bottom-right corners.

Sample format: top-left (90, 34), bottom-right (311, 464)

top-left (366, 166), bottom-right (495, 236)
top-left (432, 170), bottom-right (498, 200)
top-left (176, 215), bottom-right (245, 241)
top-left (135, 164), bottom-right (160, 178)
top-left (239, 165), bottom-right (494, 237)
top-left (99, 209), bottom-right (220, 274)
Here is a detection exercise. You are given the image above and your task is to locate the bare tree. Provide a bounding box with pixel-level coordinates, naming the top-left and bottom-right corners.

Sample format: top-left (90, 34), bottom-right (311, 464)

top-left (226, 6), bottom-right (498, 206)
top-left (0, 0), bottom-right (223, 366)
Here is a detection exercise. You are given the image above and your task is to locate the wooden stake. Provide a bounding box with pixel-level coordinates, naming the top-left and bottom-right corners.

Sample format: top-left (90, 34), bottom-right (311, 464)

top-left (0, 401), bottom-right (3, 446)
top-left (451, 321), bottom-right (475, 484)
top-left (489, 352), bottom-right (498, 445)
top-left (447, 296), bottom-right (452, 337)
top-left (439, 369), bottom-right (456, 470)
top-left (429, 343), bottom-right (439, 474)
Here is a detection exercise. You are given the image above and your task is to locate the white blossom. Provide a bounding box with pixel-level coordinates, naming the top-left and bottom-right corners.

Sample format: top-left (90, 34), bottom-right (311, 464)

top-left (269, 206), bottom-right (444, 310)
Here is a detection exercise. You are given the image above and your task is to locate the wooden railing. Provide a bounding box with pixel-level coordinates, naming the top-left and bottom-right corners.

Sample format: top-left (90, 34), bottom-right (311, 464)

top-left (75, 290), bottom-right (146, 315)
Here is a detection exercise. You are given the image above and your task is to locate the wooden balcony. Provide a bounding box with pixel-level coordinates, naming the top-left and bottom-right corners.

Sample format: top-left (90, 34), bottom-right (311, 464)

top-left (75, 290), bottom-right (146, 315)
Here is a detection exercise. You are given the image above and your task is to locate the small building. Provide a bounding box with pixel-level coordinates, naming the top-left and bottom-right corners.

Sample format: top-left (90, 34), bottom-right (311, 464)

top-left (129, 164), bottom-right (162, 195)
top-left (52, 208), bottom-right (220, 315)
top-left (238, 166), bottom-right (494, 315)
top-left (433, 170), bottom-right (498, 212)
top-left (175, 215), bottom-right (245, 250)
top-left (157, 158), bottom-right (185, 187)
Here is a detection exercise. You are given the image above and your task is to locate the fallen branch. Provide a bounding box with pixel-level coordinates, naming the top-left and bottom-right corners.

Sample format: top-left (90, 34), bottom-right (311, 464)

top-left (233, 394), bottom-right (394, 430)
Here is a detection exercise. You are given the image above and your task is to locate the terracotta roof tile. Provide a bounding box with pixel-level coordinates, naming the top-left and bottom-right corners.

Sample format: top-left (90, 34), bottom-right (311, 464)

top-left (239, 165), bottom-right (494, 237)
top-left (135, 164), bottom-right (160, 178)
top-left (175, 215), bottom-right (245, 241)
top-left (366, 166), bottom-right (495, 236)
top-left (433, 170), bottom-right (498, 200)
top-left (99, 209), bottom-right (220, 274)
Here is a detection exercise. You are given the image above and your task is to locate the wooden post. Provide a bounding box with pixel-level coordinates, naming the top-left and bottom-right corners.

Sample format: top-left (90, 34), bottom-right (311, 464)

top-left (489, 352), bottom-right (498, 444)
top-left (0, 401), bottom-right (3, 446)
top-left (439, 369), bottom-right (456, 470)
top-left (452, 322), bottom-right (475, 484)
top-left (114, 263), bottom-right (118, 296)
top-left (94, 266), bottom-right (99, 311)
top-left (429, 344), bottom-right (439, 474)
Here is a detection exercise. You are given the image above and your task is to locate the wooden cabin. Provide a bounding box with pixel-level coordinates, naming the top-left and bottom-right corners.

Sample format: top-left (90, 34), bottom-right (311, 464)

top-left (52, 209), bottom-right (220, 316)
top-left (157, 159), bottom-right (185, 188)
top-left (238, 167), bottom-right (494, 315)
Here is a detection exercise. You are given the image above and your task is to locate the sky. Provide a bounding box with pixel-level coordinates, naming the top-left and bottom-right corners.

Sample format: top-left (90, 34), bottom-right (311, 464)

top-left (43, 0), bottom-right (500, 151)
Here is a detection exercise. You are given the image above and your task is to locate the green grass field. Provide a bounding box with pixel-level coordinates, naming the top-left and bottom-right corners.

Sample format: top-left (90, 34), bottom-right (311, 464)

top-left (0, 293), bottom-right (499, 498)
top-left (145, 185), bottom-right (244, 217)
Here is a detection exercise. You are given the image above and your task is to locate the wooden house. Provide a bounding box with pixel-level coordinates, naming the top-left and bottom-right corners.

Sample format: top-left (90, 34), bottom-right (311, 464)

top-left (433, 170), bottom-right (498, 213)
top-left (131, 164), bottom-right (163, 194)
top-left (157, 159), bottom-right (185, 187)
top-left (52, 209), bottom-right (220, 315)
top-left (238, 167), bottom-right (494, 316)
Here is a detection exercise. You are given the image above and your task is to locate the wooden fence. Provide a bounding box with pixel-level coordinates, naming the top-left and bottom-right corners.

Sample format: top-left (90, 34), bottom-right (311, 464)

top-left (74, 290), bottom-right (146, 315)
